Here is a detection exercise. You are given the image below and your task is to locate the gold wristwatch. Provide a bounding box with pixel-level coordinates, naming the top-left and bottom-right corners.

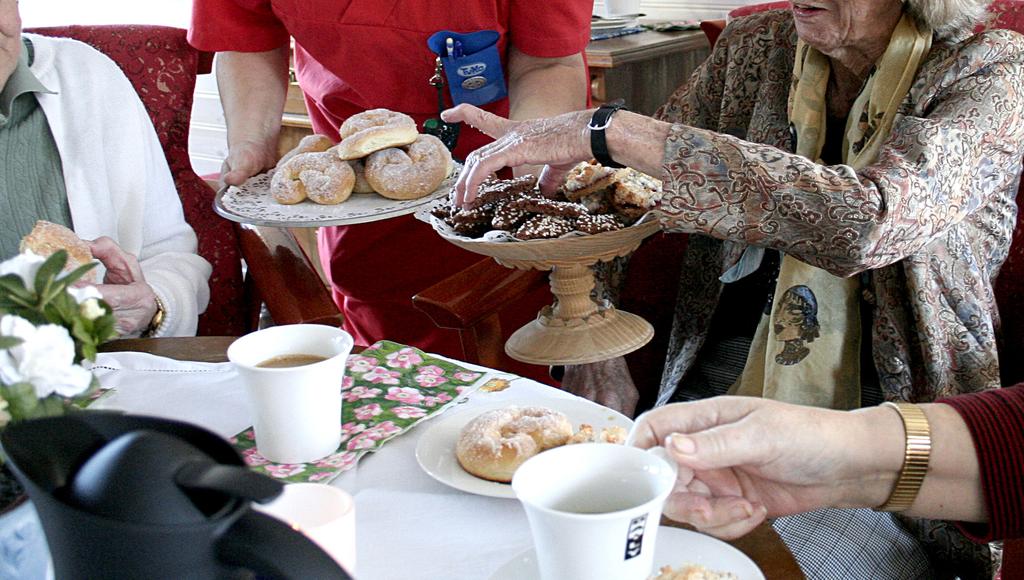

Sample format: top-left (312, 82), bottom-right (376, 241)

top-left (143, 295), bottom-right (166, 338)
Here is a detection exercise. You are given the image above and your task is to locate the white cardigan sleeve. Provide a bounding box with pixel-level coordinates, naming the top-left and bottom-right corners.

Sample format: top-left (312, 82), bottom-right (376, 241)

top-left (27, 34), bottom-right (212, 336)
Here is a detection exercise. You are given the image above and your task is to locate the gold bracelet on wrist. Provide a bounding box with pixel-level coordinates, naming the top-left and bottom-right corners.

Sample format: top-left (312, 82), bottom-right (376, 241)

top-left (876, 402), bottom-right (932, 512)
top-left (142, 295), bottom-right (166, 338)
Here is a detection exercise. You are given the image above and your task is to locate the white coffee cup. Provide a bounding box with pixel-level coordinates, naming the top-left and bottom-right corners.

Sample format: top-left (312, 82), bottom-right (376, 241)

top-left (254, 483), bottom-right (357, 574)
top-left (511, 444), bottom-right (677, 580)
top-left (603, 0), bottom-right (641, 17)
top-left (227, 324), bottom-right (354, 464)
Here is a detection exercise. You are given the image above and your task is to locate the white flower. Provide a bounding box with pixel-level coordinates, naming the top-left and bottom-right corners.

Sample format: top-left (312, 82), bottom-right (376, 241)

top-left (0, 314), bottom-right (93, 398)
top-left (68, 285), bottom-right (102, 304)
top-left (0, 251), bottom-right (45, 288)
top-left (79, 297), bottom-right (105, 321)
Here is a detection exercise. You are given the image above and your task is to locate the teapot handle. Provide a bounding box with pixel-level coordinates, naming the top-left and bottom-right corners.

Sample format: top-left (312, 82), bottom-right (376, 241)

top-left (216, 510), bottom-right (354, 579)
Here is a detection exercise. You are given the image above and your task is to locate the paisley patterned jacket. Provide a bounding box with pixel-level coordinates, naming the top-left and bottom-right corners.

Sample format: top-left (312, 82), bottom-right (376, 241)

top-left (653, 10), bottom-right (1024, 408)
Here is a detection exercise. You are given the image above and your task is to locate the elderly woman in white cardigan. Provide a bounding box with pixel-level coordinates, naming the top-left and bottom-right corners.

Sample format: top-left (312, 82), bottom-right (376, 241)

top-left (0, 0), bottom-right (210, 337)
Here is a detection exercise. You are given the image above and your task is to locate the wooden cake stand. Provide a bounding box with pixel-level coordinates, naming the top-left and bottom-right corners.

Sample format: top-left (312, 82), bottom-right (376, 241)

top-left (436, 219), bottom-right (660, 366)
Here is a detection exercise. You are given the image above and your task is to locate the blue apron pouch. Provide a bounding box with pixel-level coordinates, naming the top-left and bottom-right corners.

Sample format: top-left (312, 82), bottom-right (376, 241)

top-left (427, 30), bottom-right (508, 107)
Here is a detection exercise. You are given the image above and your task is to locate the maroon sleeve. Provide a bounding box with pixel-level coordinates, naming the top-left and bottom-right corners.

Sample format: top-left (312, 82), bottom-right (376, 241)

top-left (508, 0), bottom-right (591, 58)
top-left (938, 384), bottom-right (1024, 542)
top-left (188, 0), bottom-right (290, 53)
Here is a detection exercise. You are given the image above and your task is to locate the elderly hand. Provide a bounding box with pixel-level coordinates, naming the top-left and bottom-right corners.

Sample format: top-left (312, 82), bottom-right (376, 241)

top-left (629, 396), bottom-right (896, 539)
top-left (220, 138), bottom-right (277, 187)
top-left (88, 237), bottom-right (159, 336)
top-left (562, 357), bottom-right (639, 417)
top-left (0, 0), bottom-right (21, 88)
top-left (441, 104), bottom-right (594, 206)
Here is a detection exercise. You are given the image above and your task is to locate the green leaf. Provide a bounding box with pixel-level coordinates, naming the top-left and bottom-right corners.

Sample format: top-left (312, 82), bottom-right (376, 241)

top-left (0, 336), bottom-right (22, 350)
top-left (34, 250), bottom-right (67, 291)
top-left (0, 382), bottom-right (41, 421)
top-left (60, 262), bottom-right (98, 287)
top-left (0, 275), bottom-right (32, 301)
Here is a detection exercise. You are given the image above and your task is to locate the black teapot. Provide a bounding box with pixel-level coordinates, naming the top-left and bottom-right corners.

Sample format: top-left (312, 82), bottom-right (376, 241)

top-left (1, 412), bottom-right (353, 579)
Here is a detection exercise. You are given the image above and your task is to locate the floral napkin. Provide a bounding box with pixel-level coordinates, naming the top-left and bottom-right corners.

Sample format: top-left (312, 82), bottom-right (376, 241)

top-left (231, 340), bottom-right (485, 483)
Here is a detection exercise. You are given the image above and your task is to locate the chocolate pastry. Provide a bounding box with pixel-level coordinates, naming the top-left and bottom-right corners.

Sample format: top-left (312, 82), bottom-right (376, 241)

top-left (507, 197), bottom-right (589, 218)
top-left (575, 213), bottom-right (626, 234)
top-left (469, 174), bottom-right (538, 209)
top-left (514, 214), bottom-right (575, 240)
top-left (491, 199), bottom-right (530, 231)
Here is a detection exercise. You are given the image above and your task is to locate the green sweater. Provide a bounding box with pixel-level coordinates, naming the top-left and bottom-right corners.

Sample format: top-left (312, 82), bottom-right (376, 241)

top-left (0, 38), bottom-right (70, 258)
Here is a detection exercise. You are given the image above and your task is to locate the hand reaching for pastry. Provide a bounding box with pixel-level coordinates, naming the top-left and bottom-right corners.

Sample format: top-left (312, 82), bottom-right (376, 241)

top-left (88, 237), bottom-right (159, 336)
top-left (441, 104), bottom-right (594, 207)
top-left (562, 357), bottom-right (639, 417)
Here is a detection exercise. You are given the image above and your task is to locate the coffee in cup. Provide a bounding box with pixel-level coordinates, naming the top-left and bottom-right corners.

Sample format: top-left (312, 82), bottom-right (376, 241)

top-left (227, 325), bottom-right (354, 464)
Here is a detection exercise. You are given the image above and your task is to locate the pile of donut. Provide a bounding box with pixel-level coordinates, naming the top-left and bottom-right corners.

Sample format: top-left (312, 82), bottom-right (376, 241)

top-left (270, 108), bottom-right (453, 205)
top-left (432, 160), bottom-right (662, 240)
top-left (454, 405), bottom-right (627, 483)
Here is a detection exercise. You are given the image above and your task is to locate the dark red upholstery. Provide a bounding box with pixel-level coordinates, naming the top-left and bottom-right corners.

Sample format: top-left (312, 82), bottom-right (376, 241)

top-left (728, 2), bottom-right (790, 19)
top-left (25, 25), bottom-right (247, 336)
top-left (699, 20), bottom-right (726, 50)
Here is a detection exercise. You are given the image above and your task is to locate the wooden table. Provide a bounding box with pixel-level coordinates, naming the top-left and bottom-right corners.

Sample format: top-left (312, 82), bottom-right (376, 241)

top-left (100, 336), bottom-right (804, 579)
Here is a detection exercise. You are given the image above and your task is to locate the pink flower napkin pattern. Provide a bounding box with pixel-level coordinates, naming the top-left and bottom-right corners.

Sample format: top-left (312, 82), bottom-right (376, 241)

top-left (231, 340), bottom-right (484, 483)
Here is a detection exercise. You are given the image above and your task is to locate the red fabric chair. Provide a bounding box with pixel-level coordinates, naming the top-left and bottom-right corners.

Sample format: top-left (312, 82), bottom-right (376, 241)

top-left (24, 25), bottom-right (341, 336)
top-left (728, 2), bottom-right (790, 19)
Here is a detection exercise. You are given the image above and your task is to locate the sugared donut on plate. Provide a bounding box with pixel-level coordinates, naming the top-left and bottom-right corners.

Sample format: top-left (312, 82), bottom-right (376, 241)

top-left (275, 134), bottom-right (335, 170)
top-left (364, 133), bottom-right (452, 200)
top-left (347, 158), bottom-right (376, 194)
top-left (271, 151), bottom-right (355, 205)
top-left (333, 108), bottom-right (418, 160)
top-left (455, 406), bottom-right (573, 483)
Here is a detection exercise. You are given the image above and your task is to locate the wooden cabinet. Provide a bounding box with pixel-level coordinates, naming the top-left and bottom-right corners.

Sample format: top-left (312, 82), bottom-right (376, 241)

top-left (587, 29), bottom-right (710, 116)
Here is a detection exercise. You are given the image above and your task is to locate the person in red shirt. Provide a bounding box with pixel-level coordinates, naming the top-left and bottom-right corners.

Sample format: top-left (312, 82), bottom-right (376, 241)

top-left (188, 1), bottom-right (591, 379)
top-left (628, 388), bottom-right (1024, 543)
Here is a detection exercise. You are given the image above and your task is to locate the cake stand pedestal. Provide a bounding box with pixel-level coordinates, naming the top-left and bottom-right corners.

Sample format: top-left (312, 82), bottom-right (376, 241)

top-left (436, 219), bottom-right (660, 366)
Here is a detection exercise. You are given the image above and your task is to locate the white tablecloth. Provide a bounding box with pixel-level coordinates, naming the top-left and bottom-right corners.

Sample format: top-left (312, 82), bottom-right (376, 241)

top-left (89, 350), bottom-right (617, 579)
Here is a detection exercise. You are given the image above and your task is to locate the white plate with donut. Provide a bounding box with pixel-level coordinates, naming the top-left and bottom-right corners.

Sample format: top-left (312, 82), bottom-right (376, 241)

top-left (414, 397), bottom-right (633, 499)
top-left (213, 162), bottom-right (461, 227)
top-left (490, 526), bottom-right (765, 580)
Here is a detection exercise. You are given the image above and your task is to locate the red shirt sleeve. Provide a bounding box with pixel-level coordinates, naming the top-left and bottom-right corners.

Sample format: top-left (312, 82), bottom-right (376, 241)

top-left (938, 385), bottom-right (1024, 542)
top-left (188, 0), bottom-right (290, 53)
top-left (507, 0), bottom-right (591, 58)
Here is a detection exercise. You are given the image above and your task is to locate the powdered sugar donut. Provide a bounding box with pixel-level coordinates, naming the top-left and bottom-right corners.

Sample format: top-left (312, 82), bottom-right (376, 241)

top-left (364, 134), bottom-right (452, 200)
top-left (271, 151), bottom-right (355, 205)
top-left (275, 134), bottom-right (335, 170)
top-left (333, 108), bottom-right (418, 160)
top-left (347, 158), bottom-right (375, 193)
top-left (455, 406), bottom-right (573, 483)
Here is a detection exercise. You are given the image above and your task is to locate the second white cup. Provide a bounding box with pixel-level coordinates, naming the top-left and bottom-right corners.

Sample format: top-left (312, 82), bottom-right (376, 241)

top-left (254, 483), bottom-right (357, 574)
top-left (228, 324), bottom-right (354, 464)
top-left (512, 444), bottom-right (677, 580)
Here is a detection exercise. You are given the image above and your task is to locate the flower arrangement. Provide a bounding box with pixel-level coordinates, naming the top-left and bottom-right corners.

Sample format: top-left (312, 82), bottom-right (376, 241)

top-left (0, 250), bottom-right (116, 428)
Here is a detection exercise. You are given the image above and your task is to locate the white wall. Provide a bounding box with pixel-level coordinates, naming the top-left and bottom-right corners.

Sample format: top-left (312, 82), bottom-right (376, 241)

top-left (594, 0), bottom-right (757, 21)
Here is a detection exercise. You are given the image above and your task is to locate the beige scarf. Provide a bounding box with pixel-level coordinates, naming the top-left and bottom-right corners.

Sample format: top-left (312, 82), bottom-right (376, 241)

top-left (731, 14), bottom-right (931, 409)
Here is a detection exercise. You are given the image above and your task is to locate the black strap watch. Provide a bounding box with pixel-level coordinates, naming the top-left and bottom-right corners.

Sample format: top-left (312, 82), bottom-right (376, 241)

top-left (588, 99), bottom-right (628, 168)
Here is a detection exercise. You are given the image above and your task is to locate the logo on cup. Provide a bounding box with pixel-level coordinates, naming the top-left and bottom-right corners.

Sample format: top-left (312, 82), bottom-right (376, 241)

top-left (624, 514), bottom-right (647, 560)
top-left (457, 62), bottom-right (487, 77)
